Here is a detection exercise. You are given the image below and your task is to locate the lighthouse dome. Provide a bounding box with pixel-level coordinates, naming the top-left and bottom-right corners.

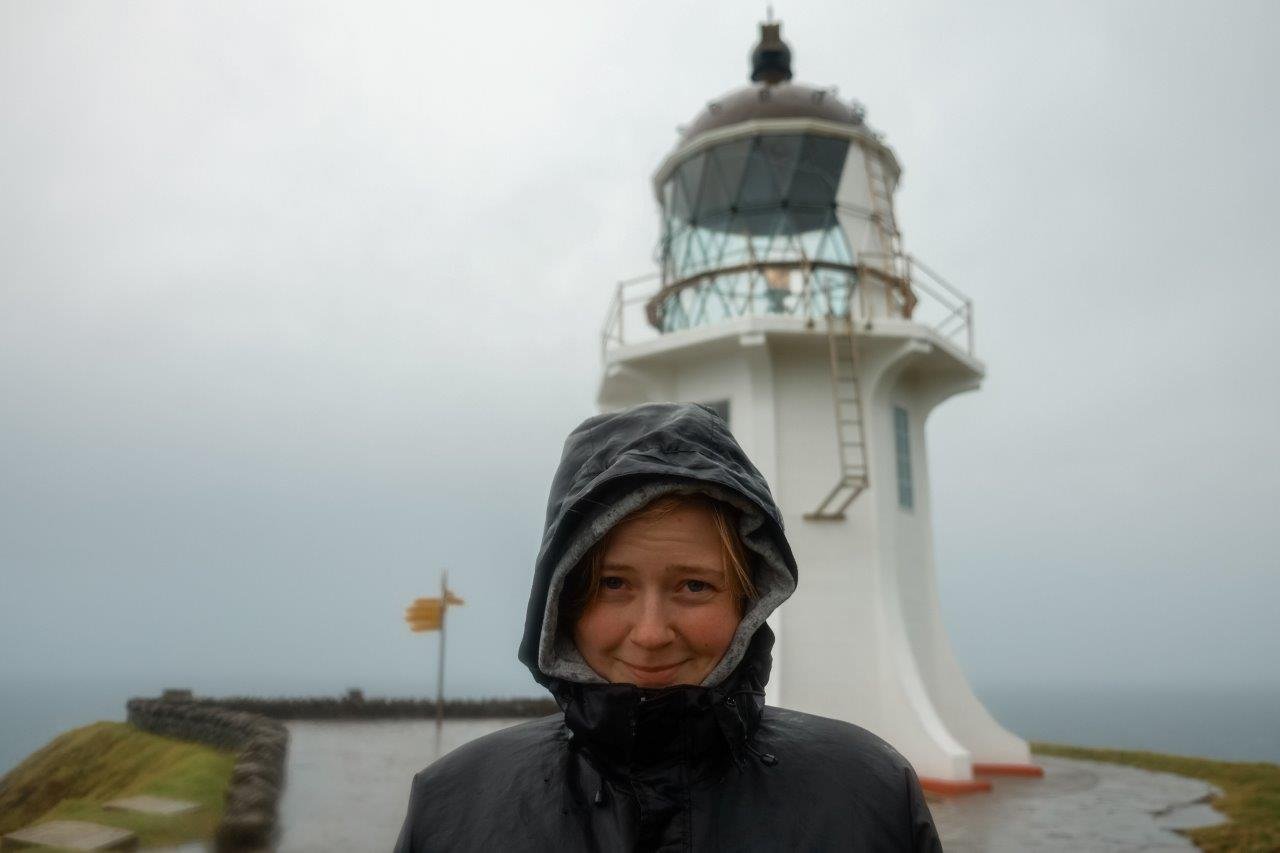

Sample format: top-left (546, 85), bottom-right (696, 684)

top-left (682, 82), bottom-right (866, 145)
top-left (680, 21), bottom-right (868, 145)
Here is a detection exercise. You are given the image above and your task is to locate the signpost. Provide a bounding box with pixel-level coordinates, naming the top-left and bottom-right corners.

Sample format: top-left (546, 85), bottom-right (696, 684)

top-left (404, 571), bottom-right (465, 730)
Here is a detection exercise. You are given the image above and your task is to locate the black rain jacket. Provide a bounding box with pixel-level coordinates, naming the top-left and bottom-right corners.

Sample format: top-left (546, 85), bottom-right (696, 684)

top-left (394, 403), bottom-right (943, 852)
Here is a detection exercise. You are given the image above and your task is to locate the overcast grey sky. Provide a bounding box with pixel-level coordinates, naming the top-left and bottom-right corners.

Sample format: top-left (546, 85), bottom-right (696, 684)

top-left (2, 0), bottom-right (1277, 702)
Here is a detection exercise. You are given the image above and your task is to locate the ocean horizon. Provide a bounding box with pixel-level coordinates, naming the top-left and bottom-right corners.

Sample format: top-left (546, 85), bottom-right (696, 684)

top-left (3, 678), bottom-right (1277, 777)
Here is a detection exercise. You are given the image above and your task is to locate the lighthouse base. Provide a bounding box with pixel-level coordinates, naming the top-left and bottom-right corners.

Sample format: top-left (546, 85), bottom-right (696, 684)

top-left (973, 762), bottom-right (1046, 777)
top-left (920, 776), bottom-right (994, 796)
top-left (598, 315), bottom-right (1037, 785)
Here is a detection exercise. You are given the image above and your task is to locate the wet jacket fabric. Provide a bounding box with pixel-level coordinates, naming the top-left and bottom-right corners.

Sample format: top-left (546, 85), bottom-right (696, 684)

top-left (394, 403), bottom-right (943, 852)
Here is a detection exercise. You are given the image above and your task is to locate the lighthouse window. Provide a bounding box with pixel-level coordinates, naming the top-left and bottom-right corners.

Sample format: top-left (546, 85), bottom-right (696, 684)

top-left (700, 399), bottom-right (730, 425)
top-left (893, 406), bottom-right (914, 510)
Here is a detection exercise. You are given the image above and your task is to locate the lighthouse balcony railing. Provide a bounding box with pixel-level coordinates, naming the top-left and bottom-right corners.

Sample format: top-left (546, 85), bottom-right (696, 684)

top-left (600, 253), bottom-right (975, 360)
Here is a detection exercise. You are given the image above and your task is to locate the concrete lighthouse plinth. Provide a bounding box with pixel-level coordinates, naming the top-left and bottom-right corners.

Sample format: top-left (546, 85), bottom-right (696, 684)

top-left (600, 310), bottom-right (1032, 787)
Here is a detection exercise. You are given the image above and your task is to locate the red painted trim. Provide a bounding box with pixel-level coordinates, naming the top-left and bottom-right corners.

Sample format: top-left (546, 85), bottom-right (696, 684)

top-left (918, 776), bottom-right (993, 795)
top-left (972, 762), bottom-right (1045, 777)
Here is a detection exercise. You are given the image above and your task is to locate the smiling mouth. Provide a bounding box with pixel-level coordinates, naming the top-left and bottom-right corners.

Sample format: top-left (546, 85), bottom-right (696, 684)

top-left (622, 661), bottom-right (689, 679)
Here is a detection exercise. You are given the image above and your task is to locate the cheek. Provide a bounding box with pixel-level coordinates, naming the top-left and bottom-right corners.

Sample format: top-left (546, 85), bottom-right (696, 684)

top-left (678, 602), bottom-right (741, 655)
top-left (574, 603), bottom-right (627, 653)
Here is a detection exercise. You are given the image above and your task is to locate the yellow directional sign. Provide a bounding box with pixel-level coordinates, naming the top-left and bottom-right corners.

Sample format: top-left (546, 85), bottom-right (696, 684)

top-left (405, 597), bottom-right (443, 632)
top-left (408, 571), bottom-right (463, 726)
top-left (406, 598), bottom-right (443, 617)
top-left (404, 589), bottom-right (463, 633)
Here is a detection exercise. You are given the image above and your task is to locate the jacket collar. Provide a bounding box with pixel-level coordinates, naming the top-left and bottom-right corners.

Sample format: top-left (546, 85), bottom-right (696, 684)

top-left (550, 627), bottom-right (773, 779)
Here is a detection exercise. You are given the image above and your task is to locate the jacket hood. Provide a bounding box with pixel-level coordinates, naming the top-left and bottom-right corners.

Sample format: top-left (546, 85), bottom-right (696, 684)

top-left (517, 402), bottom-right (799, 692)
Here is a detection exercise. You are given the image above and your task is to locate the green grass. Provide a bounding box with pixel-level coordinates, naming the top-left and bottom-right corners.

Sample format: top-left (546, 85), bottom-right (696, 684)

top-left (1033, 742), bottom-right (1280, 852)
top-left (0, 721), bottom-right (236, 846)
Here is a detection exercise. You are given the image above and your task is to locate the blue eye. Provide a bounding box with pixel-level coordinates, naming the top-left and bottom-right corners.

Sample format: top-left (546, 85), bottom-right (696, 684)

top-left (685, 580), bottom-right (710, 593)
top-left (601, 576), bottom-right (625, 591)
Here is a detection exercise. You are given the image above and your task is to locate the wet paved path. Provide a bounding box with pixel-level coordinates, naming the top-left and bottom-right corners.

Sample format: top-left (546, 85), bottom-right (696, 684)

top-left (931, 756), bottom-right (1223, 851)
top-left (279, 720), bottom-right (1224, 852)
top-left (278, 719), bottom-right (520, 852)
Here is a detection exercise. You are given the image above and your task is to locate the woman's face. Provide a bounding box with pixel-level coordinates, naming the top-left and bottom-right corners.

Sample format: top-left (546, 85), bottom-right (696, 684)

top-left (572, 502), bottom-right (742, 688)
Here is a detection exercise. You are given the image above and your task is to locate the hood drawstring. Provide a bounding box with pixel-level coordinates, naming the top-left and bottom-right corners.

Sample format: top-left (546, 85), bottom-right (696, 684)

top-left (743, 740), bottom-right (778, 767)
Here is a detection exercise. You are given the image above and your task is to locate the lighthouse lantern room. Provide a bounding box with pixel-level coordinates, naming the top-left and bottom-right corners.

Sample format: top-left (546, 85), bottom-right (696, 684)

top-left (598, 20), bottom-right (1036, 790)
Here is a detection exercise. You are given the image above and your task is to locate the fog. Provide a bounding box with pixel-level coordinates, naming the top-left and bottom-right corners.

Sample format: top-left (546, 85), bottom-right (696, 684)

top-left (2, 0), bottom-right (1277, 703)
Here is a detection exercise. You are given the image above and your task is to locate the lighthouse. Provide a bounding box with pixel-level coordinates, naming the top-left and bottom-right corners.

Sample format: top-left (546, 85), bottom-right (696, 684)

top-left (597, 20), bottom-right (1037, 789)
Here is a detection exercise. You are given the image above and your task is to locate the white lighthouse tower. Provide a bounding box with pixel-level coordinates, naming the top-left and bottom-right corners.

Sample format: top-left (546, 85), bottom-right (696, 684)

top-left (598, 21), bottom-right (1038, 790)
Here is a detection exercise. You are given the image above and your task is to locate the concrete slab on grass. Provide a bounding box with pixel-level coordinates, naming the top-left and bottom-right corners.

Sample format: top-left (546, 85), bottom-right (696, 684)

top-left (1, 819), bottom-right (138, 850)
top-left (104, 794), bottom-right (200, 816)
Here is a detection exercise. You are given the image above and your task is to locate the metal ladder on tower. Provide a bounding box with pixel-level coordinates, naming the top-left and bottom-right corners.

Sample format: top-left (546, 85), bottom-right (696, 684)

top-left (805, 308), bottom-right (870, 521)
top-left (860, 141), bottom-right (920, 318)
top-left (863, 141), bottom-right (903, 264)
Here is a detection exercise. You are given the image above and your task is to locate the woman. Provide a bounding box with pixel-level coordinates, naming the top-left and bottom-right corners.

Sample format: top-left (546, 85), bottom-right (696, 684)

top-left (394, 402), bottom-right (942, 851)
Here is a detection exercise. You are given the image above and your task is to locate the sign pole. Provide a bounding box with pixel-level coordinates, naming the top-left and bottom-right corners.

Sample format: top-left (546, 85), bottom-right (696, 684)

top-left (436, 569), bottom-right (448, 732)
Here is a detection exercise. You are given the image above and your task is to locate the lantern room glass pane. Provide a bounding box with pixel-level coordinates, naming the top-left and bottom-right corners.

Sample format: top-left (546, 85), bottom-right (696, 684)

top-left (712, 138), bottom-right (752, 205)
top-left (738, 142), bottom-right (780, 209)
top-left (791, 136), bottom-right (848, 208)
top-left (657, 132), bottom-right (854, 332)
top-left (679, 153), bottom-right (706, 220)
top-left (758, 134), bottom-right (803, 197)
top-left (698, 153), bottom-right (734, 218)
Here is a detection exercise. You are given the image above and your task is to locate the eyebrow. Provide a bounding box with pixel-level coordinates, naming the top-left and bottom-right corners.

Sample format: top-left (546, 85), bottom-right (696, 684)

top-left (601, 563), bottom-right (724, 577)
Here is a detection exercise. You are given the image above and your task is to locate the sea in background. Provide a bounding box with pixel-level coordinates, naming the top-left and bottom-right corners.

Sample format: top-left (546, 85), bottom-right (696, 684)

top-left (3, 679), bottom-right (1278, 777)
top-left (977, 684), bottom-right (1280, 763)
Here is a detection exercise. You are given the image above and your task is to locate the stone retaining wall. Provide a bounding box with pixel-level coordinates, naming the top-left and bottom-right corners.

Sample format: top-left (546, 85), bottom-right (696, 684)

top-left (127, 690), bottom-right (555, 849)
top-left (126, 699), bottom-right (287, 851)
top-left (194, 692), bottom-right (558, 720)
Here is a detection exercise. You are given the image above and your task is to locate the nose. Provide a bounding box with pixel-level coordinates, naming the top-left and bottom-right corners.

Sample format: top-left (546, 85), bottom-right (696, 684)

top-left (628, 594), bottom-right (675, 650)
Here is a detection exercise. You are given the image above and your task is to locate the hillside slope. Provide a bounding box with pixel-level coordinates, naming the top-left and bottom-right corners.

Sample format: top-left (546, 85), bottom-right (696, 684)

top-left (0, 721), bottom-right (234, 844)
